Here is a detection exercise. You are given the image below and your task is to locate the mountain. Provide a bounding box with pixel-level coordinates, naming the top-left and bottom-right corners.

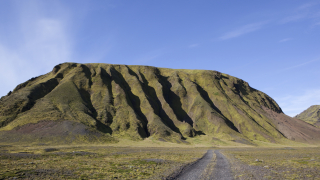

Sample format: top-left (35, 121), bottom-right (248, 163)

top-left (1, 63), bottom-right (320, 145)
top-left (295, 105), bottom-right (320, 127)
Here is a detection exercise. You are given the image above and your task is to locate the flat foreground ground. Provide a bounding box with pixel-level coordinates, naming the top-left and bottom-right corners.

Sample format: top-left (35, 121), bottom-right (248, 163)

top-left (225, 147), bottom-right (320, 180)
top-left (0, 145), bottom-right (320, 179)
top-left (0, 145), bottom-right (207, 179)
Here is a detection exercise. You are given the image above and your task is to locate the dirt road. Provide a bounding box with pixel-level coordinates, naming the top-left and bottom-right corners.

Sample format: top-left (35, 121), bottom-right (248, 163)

top-left (171, 150), bottom-right (233, 180)
top-left (211, 150), bottom-right (234, 180)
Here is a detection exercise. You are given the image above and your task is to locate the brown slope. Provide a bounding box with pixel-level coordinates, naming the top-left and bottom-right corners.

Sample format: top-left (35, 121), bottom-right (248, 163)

top-left (261, 107), bottom-right (320, 143)
top-left (0, 63), bottom-right (319, 144)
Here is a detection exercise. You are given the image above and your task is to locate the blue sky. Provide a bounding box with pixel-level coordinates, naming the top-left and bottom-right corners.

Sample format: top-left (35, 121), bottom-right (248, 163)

top-left (0, 0), bottom-right (319, 116)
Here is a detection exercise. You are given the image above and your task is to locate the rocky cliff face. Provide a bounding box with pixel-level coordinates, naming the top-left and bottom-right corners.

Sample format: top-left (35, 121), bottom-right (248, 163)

top-left (0, 63), bottom-right (319, 144)
top-left (295, 105), bottom-right (320, 127)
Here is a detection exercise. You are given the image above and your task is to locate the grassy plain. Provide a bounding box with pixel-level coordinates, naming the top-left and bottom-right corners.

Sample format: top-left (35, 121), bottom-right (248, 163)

top-left (1, 137), bottom-right (320, 180)
top-left (0, 143), bottom-right (208, 179)
top-left (224, 147), bottom-right (320, 180)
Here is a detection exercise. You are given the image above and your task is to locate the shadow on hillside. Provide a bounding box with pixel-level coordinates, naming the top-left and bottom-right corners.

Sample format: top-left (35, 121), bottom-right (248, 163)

top-left (99, 68), bottom-right (115, 125)
top-left (126, 67), bottom-right (184, 138)
top-left (77, 65), bottom-right (113, 135)
top-left (194, 82), bottom-right (240, 133)
top-left (157, 74), bottom-right (193, 127)
top-left (110, 67), bottom-right (149, 138)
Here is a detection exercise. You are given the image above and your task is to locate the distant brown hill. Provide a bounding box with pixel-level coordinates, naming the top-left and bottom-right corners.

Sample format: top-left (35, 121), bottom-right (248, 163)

top-left (0, 63), bottom-right (320, 145)
top-left (295, 105), bottom-right (320, 127)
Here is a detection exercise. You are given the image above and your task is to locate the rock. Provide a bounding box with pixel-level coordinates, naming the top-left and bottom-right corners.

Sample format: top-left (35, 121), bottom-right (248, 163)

top-left (44, 148), bottom-right (59, 152)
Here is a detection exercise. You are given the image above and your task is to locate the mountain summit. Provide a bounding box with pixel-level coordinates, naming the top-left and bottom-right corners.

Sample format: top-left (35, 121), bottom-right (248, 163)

top-left (295, 105), bottom-right (320, 127)
top-left (1, 63), bottom-right (319, 144)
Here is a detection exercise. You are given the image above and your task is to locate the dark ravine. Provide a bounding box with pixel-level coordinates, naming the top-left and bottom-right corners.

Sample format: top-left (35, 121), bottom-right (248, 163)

top-left (0, 63), bottom-right (320, 144)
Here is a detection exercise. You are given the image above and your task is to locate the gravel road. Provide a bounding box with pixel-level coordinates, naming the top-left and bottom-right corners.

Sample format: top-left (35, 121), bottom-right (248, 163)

top-left (211, 150), bottom-right (234, 180)
top-left (173, 150), bottom-right (213, 180)
top-left (170, 150), bottom-right (234, 180)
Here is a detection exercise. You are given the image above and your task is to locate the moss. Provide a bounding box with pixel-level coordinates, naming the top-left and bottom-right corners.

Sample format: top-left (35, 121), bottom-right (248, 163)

top-left (295, 105), bottom-right (320, 126)
top-left (0, 62), bottom-right (314, 145)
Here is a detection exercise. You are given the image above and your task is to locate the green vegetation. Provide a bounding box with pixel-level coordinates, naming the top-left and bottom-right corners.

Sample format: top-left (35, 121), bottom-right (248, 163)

top-left (224, 147), bottom-right (320, 179)
top-left (1, 63), bottom-right (320, 179)
top-left (1, 144), bottom-right (320, 179)
top-left (295, 105), bottom-right (320, 127)
top-left (0, 144), bottom-right (207, 179)
top-left (0, 63), bottom-right (319, 145)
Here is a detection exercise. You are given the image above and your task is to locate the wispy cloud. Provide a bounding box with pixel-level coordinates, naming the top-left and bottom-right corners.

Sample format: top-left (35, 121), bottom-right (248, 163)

top-left (226, 60), bottom-right (258, 72)
top-left (281, 58), bottom-right (320, 71)
top-left (298, 2), bottom-right (319, 9)
top-left (0, 1), bottom-right (72, 96)
top-left (314, 21), bottom-right (320, 26)
top-left (276, 89), bottom-right (320, 116)
top-left (134, 48), bottom-right (165, 64)
top-left (279, 38), bottom-right (292, 43)
top-left (258, 57), bottom-right (320, 80)
top-left (220, 22), bottom-right (267, 40)
top-left (280, 2), bottom-right (320, 24)
top-left (188, 43), bottom-right (199, 48)
top-left (280, 14), bottom-right (307, 24)
top-left (311, 11), bottom-right (320, 18)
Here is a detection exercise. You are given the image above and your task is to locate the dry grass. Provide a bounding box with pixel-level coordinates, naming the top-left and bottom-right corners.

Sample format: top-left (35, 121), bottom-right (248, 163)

top-left (223, 147), bottom-right (320, 179)
top-left (0, 144), bottom-right (208, 179)
top-left (1, 141), bottom-right (320, 179)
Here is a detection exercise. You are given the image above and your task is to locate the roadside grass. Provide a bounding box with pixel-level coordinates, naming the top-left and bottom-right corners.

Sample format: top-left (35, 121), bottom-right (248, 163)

top-left (1, 138), bottom-right (318, 179)
top-left (0, 144), bottom-right (208, 179)
top-left (224, 147), bottom-right (320, 179)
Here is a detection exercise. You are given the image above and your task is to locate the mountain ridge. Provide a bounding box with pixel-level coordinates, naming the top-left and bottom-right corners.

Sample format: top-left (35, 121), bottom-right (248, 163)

top-left (0, 63), bottom-right (319, 145)
top-left (295, 105), bottom-right (320, 127)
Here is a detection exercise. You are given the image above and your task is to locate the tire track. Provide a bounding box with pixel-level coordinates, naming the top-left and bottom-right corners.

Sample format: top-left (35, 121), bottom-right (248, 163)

top-left (171, 150), bottom-right (213, 180)
top-left (168, 150), bottom-right (234, 180)
top-left (211, 150), bottom-right (234, 180)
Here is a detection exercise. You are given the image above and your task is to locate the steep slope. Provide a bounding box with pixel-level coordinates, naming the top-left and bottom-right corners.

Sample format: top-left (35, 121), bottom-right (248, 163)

top-left (295, 105), bottom-right (320, 127)
top-left (0, 63), bottom-right (319, 144)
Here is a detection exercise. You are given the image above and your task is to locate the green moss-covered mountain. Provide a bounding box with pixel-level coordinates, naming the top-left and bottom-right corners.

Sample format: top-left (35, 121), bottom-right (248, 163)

top-left (295, 105), bottom-right (320, 127)
top-left (1, 63), bottom-right (320, 144)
